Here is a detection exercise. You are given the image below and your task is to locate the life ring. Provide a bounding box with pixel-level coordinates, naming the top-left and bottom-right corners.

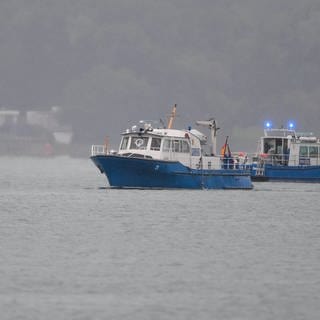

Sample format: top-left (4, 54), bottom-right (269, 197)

top-left (135, 138), bottom-right (144, 148)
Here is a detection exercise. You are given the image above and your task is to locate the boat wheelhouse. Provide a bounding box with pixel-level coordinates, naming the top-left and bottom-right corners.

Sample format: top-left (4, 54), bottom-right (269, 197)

top-left (91, 106), bottom-right (253, 189)
top-left (109, 127), bottom-right (222, 170)
top-left (251, 127), bottom-right (320, 181)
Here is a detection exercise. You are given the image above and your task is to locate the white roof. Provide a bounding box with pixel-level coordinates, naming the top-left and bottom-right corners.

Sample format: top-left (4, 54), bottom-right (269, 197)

top-left (123, 128), bottom-right (191, 138)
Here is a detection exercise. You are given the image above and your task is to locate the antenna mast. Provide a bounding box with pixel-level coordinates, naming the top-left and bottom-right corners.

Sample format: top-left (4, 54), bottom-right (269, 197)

top-left (167, 104), bottom-right (177, 129)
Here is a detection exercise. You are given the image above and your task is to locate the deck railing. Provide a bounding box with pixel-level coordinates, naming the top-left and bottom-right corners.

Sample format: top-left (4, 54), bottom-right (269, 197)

top-left (91, 145), bottom-right (107, 156)
top-left (219, 157), bottom-right (252, 171)
top-left (251, 153), bottom-right (320, 166)
top-left (91, 147), bottom-right (320, 168)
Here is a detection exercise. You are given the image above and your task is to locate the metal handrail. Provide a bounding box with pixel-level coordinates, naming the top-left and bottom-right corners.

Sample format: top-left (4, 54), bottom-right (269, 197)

top-left (219, 156), bottom-right (251, 171)
top-left (248, 153), bottom-right (320, 166)
top-left (91, 145), bottom-right (107, 156)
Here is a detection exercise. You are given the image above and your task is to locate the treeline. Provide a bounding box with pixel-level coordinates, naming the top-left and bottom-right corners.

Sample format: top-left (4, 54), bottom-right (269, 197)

top-left (1, 0), bottom-right (320, 145)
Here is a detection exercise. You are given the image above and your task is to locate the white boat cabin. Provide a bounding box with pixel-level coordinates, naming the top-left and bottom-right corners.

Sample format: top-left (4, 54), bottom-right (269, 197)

top-left (257, 128), bottom-right (320, 166)
top-left (116, 125), bottom-right (223, 170)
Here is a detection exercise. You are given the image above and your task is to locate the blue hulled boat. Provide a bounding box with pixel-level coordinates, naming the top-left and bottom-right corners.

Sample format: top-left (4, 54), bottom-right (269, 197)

top-left (250, 124), bottom-right (320, 182)
top-left (90, 105), bottom-right (253, 189)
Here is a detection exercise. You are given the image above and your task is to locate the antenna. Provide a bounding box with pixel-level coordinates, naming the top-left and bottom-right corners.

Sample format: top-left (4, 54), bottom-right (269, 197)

top-left (159, 118), bottom-right (165, 128)
top-left (167, 104), bottom-right (177, 129)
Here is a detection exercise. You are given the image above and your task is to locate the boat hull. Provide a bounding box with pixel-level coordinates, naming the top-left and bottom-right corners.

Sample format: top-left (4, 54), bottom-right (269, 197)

top-left (251, 164), bottom-right (320, 182)
top-left (91, 155), bottom-right (253, 189)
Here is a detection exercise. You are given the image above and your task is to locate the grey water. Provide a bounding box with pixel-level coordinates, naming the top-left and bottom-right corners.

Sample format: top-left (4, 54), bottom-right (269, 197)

top-left (0, 157), bottom-right (319, 320)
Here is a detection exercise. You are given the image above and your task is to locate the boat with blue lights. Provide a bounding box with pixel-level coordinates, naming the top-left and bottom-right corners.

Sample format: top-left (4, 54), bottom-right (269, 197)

top-left (250, 121), bottom-right (320, 182)
top-left (90, 105), bottom-right (253, 189)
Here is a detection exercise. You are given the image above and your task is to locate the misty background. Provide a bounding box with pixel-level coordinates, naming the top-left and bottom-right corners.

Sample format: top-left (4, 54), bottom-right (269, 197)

top-left (1, 0), bottom-right (320, 155)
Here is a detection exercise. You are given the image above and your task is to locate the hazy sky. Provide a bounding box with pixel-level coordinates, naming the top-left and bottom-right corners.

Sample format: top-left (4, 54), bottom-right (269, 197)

top-left (1, 0), bottom-right (320, 150)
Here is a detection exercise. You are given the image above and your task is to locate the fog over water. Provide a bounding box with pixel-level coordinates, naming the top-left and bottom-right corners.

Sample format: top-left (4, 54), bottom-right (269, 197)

top-left (1, 0), bottom-right (320, 153)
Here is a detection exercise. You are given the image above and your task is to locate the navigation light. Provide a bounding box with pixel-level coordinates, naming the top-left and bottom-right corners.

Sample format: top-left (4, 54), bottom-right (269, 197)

top-left (287, 121), bottom-right (295, 130)
top-left (264, 121), bottom-right (272, 129)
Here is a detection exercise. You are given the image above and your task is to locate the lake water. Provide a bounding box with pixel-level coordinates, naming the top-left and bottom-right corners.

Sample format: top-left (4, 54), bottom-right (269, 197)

top-left (0, 157), bottom-right (319, 319)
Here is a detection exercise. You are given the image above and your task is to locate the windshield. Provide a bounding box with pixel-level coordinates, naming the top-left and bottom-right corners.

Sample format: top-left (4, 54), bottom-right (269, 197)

top-left (129, 137), bottom-right (149, 149)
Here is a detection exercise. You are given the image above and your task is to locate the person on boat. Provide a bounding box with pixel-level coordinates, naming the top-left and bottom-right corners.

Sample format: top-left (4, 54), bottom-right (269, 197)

top-left (220, 137), bottom-right (234, 169)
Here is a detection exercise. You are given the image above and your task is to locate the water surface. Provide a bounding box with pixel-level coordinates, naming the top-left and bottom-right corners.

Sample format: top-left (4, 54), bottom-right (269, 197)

top-left (0, 157), bottom-right (319, 319)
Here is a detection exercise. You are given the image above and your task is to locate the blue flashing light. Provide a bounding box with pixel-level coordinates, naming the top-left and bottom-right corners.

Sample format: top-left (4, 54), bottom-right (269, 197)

top-left (264, 121), bottom-right (272, 129)
top-left (287, 121), bottom-right (295, 130)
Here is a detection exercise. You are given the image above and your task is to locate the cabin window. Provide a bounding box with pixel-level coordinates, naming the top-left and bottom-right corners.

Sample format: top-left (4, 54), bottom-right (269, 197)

top-left (309, 146), bottom-right (319, 158)
top-left (181, 140), bottom-right (190, 153)
top-left (173, 140), bottom-right (180, 152)
top-left (192, 148), bottom-right (200, 156)
top-left (151, 138), bottom-right (161, 151)
top-left (120, 137), bottom-right (129, 150)
top-left (163, 139), bottom-right (171, 152)
top-left (299, 146), bottom-right (308, 157)
top-left (130, 137), bottom-right (149, 149)
top-left (263, 138), bottom-right (275, 154)
top-left (275, 139), bottom-right (284, 154)
top-left (162, 138), bottom-right (190, 153)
